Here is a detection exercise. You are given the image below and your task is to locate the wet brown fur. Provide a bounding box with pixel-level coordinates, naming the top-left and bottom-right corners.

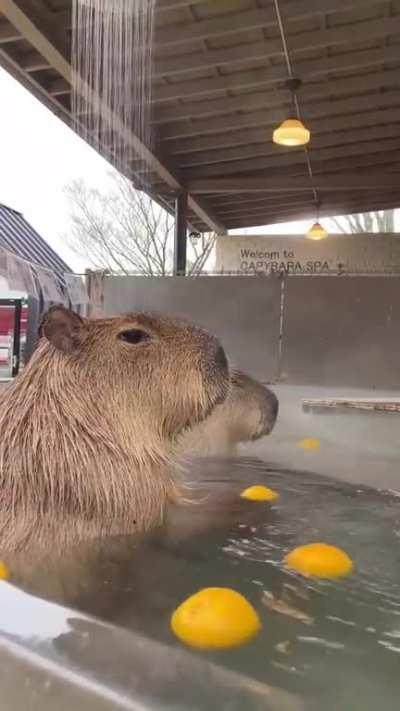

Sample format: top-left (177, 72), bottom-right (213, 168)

top-left (0, 306), bottom-right (229, 553)
top-left (179, 370), bottom-right (278, 457)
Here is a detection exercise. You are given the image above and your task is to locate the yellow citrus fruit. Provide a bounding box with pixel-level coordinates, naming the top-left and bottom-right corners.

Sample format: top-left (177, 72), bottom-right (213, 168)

top-left (240, 485), bottom-right (279, 502)
top-left (298, 438), bottom-right (320, 450)
top-left (0, 561), bottom-right (9, 580)
top-left (171, 587), bottom-right (262, 650)
top-left (284, 543), bottom-right (353, 579)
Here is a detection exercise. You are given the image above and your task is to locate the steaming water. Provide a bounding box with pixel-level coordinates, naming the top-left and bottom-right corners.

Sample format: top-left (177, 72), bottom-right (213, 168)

top-left (71, 0), bottom-right (155, 171)
top-left (12, 467), bottom-right (400, 710)
top-left (8, 385), bottom-right (400, 709)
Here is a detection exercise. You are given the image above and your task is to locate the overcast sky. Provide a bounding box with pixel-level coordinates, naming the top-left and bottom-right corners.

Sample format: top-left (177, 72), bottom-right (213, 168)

top-left (0, 67), bottom-right (114, 273)
top-left (1, 66), bottom-right (396, 276)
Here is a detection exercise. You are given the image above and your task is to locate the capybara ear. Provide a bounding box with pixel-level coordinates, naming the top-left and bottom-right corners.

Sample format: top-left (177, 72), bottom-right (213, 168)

top-left (39, 305), bottom-right (85, 354)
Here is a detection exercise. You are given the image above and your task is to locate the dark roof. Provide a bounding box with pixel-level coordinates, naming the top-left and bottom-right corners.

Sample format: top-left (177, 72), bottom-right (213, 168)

top-left (0, 204), bottom-right (72, 279)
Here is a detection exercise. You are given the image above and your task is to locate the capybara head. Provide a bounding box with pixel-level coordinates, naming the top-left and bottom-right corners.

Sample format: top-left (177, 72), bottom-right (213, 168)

top-left (38, 306), bottom-right (229, 437)
top-left (179, 370), bottom-right (278, 458)
top-left (230, 370), bottom-right (279, 441)
top-left (0, 306), bottom-right (229, 551)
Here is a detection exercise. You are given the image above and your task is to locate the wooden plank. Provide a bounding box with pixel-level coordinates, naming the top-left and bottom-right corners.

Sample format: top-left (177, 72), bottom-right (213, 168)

top-left (183, 151), bottom-right (400, 196)
top-left (57, 0), bottom-right (389, 28)
top-left (188, 175), bottom-right (400, 194)
top-left (184, 150), bottom-right (400, 196)
top-left (155, 15), bottom-right (400, 78)
top-left (302, 398), bottom-right (400, 413)
top-left (153, 68), bottom-right (400, 124)
top-left (153, 45), bottom-right (400, 103)
top-left (19, 49), bottom-right (50, 72)
top-left (216, 198), bottom-right (324, 217)
top-left (213, 189), bottom-right (392, 217)
top-left (154, 0), bottom-right (389, 48)
top-left (181, 133), bottom-right (400, 181)
top-left (209, 193), bottom-right (309, 210)
top-left (48, 77), bottom-right (70, 96)
top-left (157, 0), bottom-right (205, 9)
top-left (222, 198), bottom-right (400, 229)
top-left (0, 19), bottom-right (21, 43)
top-left (176, 122), bottom-right (400, 175)
top-left (222, 197), bottom-right (400, 224)
top-left (272, 149), bottom-right (400, 182)
top-left (223, 193), bottom-right (400, 220)
top-left (160, 90), bottom-right (400, 143)
top-left (165, 105), bottom-right (400, 157)
top-left (177, 126), bottom-right (400, 174)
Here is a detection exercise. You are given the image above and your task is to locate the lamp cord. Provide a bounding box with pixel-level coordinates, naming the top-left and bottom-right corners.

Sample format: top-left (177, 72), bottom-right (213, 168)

top-left (273, 0), bottom-right (318, 207)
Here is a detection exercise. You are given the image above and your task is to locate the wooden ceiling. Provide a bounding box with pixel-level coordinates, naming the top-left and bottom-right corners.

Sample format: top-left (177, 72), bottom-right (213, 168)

top-left (1, 0), bottom-right (400, 232)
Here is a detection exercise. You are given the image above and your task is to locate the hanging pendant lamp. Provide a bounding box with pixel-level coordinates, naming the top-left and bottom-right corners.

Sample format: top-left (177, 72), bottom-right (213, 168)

top-left (273, 78), bottom-right (310, 147)
top-left (306, 221), bottom-right (328, 240)
top-left (306, 202), bottom-right (328, 240)
top-left (273, 118), bottom-right (310, 147)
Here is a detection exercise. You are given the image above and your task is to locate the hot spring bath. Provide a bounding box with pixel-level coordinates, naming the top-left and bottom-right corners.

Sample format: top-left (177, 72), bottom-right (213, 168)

top-left (1, 383), bottom-right (400, 710)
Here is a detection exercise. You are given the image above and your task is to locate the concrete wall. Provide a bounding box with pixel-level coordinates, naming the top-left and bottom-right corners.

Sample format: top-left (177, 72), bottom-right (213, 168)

top-left (102, 274), bottom-right (400, 389)
top-left (281, 276), bottom-right (400, 388)
top-left (103, 275), bottom-right (281, 381)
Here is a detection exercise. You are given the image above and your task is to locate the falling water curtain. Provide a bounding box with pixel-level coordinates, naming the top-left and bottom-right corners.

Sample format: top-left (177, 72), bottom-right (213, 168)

top-left (72, 0), bottom-right (155, 171)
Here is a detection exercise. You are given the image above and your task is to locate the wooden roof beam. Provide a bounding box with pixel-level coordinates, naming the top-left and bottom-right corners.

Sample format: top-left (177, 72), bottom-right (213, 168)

top-left (181, 133), bottom-right (400, 181)
top-left (216, 190), bottom-right (399, 219)
top-left (154, 14), bottom-right (400, 78)
top-left (226, 150), bottom-right (400, 186)
top-left (188, 175), bottom-right (400, 194)
top-left (19, 49), bottom-right (50, 72)
top-left (173, 119), bottom-right (400, 171)
top-left (156, 0), bottom-right (206, 9)
top-left (161, 91), bottom-right (400, 144)
top-left (153, 45), bottom-right (400, 103)
top-left (209, 193), bottom-right (307, 209)
top-left (164, 112), bottom-right (400, 168)
top-left (154, 0), bottom-right (388, 48)
top-left (153, 68), bottom-right (400, 125)
top-left (223, 199), bottom-right (400, 229)
top-left (0, 19), bottom-right (21, 43)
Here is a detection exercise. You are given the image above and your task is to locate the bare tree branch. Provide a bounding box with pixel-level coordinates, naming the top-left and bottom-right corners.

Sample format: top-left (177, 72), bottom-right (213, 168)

top-left (332, 209), bottom-right (397, 234)
top-left (64, 172), bottom-right (215, 276)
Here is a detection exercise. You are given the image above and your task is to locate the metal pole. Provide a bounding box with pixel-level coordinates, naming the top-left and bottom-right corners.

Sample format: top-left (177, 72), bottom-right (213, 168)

top-left (12, 299), bottom-right (22, 377)
top-left (174, 192), bottom-right (188, 276)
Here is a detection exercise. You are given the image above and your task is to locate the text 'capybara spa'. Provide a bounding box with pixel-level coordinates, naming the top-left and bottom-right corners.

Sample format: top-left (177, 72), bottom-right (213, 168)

top-left (0, 306), bottom-right (230, 553)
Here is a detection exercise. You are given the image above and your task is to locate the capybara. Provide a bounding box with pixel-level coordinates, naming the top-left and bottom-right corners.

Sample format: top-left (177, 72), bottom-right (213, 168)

top-left (179, 370), bottom-right (278, 457)
top-left (0, 305), bottom-right (229, 552)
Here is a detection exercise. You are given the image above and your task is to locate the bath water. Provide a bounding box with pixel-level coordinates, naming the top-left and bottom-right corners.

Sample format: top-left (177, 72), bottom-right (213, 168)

top-left (13, 456), bottom-right (400, 710)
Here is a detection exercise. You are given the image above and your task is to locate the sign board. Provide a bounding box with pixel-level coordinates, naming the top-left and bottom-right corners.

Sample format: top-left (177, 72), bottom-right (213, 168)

top-left (216, 234), bottom-right (400, 275)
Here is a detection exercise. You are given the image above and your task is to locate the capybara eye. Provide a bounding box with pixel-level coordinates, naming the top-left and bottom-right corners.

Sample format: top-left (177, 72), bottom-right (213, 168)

top-left (118, 329), bottom-right (150, 345)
